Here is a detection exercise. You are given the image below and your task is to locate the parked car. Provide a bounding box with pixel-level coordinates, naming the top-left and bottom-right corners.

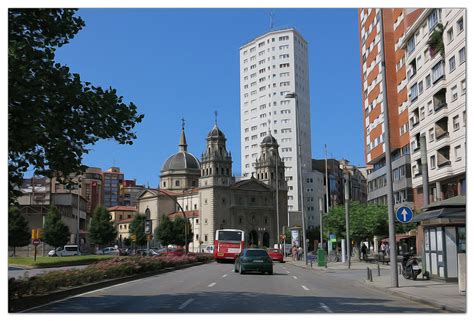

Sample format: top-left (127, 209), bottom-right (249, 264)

top-left (96, 247), bottom-right (119, 255)
top-left (202, 245), bottom-right (214, 253)
top-left (234, 248), bottom-right (273, 275)
top-left (48, 245), bottom-right (81, 257)
top-left (267, 248), bottom-right (284, 263)
top-left (159, 248), bottom-right (185, 257)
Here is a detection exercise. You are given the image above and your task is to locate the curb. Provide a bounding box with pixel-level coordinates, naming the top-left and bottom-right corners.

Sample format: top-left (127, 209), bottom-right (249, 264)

top-left (359, 280), bottom-right (465, 313)
top-left (10, 260), bottom-right (211, 313)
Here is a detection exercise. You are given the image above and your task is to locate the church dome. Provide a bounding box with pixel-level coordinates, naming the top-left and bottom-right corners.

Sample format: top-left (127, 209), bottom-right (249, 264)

top-left (161, 151), bottom-right (200, 172)
top-left (261, 134), bottom-right (278, 146)
top-left (207, 124), bottom-right (225, 139)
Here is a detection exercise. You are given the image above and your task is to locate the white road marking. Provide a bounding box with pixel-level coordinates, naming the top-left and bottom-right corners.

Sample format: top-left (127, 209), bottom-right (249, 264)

top-left (178, 298), bottom-right (194, 310)
top-left (292, 276), bottom-right (298, 280)
top-left (302, 285), bottom-right (310, 291)
top-left (286, 271), bottom-right (290, 274)
top-left (320, 302), bottom-right (333, 313)
top-left (222, 274), bottom-right (228, 278)
top-left (208, 282), bottom-right (216, 287)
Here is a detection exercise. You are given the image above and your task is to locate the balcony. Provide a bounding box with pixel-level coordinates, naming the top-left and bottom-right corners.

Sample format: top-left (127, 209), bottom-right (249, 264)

top-left (435, 117), bottom-right (449, 140)
top-left (436, 145), bottom-right (451, 168)
top-left (433, 88), bottom-right (447, 112)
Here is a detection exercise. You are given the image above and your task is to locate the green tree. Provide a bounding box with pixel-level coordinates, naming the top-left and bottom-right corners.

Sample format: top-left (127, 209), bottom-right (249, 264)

top-left (173, 216), bottom-right (193, 247)
top-left (8, 9), bottom-right (144, 205)
top-left (8, 207), bottom-right (31, 256)
top-left (155, 215), bottom-right (175, 246)
top-left (89, 206), bottom-right (117, 248)
top-left (43, 206), bottom-right (70, 248)
top-left (323, 202), bottom-right (389, 244)
top-left (123, 237), bottom-right (131, 247)
top-left (130, 215), bottom-right (147, 246)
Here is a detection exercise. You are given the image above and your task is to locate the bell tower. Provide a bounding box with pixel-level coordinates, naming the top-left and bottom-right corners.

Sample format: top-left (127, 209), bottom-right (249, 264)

top-left (200, 113), bottom-right (233, 187)
top-left (255, 133), bottom-right (286, 190)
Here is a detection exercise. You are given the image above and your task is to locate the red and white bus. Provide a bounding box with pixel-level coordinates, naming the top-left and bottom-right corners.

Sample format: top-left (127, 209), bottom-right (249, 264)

top-left (214, 229), bottom-right (245, 262)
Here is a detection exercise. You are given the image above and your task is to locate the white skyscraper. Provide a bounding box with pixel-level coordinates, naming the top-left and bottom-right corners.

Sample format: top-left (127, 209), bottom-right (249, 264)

top-left (239, 28), bottom-right (312, 215)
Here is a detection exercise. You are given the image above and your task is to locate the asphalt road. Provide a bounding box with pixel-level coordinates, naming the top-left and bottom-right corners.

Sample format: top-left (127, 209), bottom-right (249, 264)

top-left (24, 261), bottom-right (442, 313)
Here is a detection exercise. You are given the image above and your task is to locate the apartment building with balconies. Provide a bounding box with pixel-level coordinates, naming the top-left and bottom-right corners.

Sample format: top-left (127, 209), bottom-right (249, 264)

top-left (359, 9), bottom-right (423, 208)
top-left (402, 8), bottom-right (466, 210)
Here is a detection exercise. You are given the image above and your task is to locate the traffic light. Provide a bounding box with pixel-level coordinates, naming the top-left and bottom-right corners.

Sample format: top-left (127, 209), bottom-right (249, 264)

top-left (37, 228), bottom-right (43, 239)
top-left (31, 229), bottom-right (37, 239)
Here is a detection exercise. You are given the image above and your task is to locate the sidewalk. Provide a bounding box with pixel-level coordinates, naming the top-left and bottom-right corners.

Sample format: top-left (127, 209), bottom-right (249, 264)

top-left (286, 258), bottom-right (466, 313)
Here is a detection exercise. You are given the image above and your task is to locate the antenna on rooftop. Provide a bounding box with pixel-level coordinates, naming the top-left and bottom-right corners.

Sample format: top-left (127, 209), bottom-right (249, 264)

top-left (269, 11), bottom-right (275, 30)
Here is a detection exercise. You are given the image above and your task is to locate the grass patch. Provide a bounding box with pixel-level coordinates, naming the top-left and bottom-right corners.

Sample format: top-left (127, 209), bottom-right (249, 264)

top-left (8, 255), bottom-right (114, 268)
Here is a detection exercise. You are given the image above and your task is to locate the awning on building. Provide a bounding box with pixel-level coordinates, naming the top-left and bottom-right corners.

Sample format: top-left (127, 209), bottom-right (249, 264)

top-left (412, 207), bottom-right (466, 223)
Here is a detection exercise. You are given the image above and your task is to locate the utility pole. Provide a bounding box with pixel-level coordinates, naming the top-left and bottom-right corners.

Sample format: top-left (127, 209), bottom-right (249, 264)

top-left (344, 171), bottom-right (351, 269)
top-left (379, 9), bottom-right (398, 287)
top-left (325, 144), bottom-right (330, 213)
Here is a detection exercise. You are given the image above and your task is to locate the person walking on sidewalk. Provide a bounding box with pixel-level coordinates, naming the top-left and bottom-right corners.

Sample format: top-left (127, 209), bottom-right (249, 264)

top-left (361, 243), bottom-right (368, 261)
top-left (297, 246), bottom-right (303, 260)
top-left (291, 245), bottom-right (297, 261)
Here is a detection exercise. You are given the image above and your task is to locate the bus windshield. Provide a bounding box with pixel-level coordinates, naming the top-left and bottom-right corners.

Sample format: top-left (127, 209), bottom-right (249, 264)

top-left (218, 230), bottom-right (242, 241)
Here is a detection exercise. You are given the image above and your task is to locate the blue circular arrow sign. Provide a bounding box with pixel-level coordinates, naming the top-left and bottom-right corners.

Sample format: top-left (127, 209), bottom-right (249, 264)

top-left (396, 206), bottom-right (414, 223)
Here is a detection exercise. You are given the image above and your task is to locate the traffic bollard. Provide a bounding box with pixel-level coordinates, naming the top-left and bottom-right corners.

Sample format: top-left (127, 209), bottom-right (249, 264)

top-left (369, 269), bottom-right (373, 282)
top-left (367, 267), bottom-right (370, 280)
top-left (377, 263), bottom-right (380, 276)
top-left (398, 264), bottom-right (402, 275)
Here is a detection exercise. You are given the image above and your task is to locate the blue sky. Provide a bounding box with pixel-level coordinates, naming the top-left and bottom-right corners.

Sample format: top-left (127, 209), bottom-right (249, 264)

top-left (54, 8), bottom-right (363, 186)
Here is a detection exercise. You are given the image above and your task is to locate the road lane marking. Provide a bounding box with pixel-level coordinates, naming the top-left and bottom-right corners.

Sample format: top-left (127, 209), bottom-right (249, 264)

top-left (222, 274), bottom-right (228, 278)
top-left (286, 271), bottom-right (290, 274)
top-left (320, 302), bottom-right (333, 313)
top-left (208, 282), bottom-right (216, 287)
top-left (292, 276), bottom-right (298, 280)
top-left (178, 298), bottom-right (194, 310)
top-left (302, 285), bottom-right (310, 291)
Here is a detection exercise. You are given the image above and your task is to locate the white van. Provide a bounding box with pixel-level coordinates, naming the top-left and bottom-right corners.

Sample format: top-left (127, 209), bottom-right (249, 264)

top-left (49, 245), bottom-right (80, 257)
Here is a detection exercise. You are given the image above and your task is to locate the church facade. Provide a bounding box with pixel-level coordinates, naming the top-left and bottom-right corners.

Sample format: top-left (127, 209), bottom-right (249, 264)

top-left (137, 121), bottom-right (288, 251)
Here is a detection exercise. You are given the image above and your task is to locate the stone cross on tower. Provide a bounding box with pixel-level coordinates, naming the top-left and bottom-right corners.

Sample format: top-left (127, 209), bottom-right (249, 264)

top-left (214, 111), bottom-right (218, 125)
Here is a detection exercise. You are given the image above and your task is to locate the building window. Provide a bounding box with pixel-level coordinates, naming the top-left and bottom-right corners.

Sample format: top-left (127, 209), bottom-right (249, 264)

top-left (175, 180), bottom-right (180, 187)
top-left (429, 128), bottom-right (435, 142)
top-left (447, 27), bottom-right (454, 42)
top-left (407, 36), bottom-right (415, 55)
top-left (204, 234), bottom-right (208, 241)
top-left (449, 56), bottom-right (456, 73)
top-left (430, 156), bottom-right (436, 169)
top-left (455, 145), bottom-right (462, 161)
top-left (461, 79), bottom-right (466, 95)
top-left (418, 81), bottom-right (424, 94)
top-left (453, 115), bottom-right (460, 131)
top-left (428, 9), bottom-right (440, 31)
top-left (431, 61), bottom-right (445, 83)
top-left (457, 17), bottom-right (464, 33)
top-left (459, 47), bottom-right (466, 64)
top-left (409, 84), bottom-right (419, 102)
top-left (451, 85), bottom-right (458, 101)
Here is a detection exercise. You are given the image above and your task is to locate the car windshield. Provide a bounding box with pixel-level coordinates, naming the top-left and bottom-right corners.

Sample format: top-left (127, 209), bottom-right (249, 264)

top-left (244, 249), bottom-right (268, 257)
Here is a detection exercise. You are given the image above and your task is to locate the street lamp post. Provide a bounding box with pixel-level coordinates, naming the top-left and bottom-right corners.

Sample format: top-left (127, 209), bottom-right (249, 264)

top-left (285, 92), bottom-right (307, 263)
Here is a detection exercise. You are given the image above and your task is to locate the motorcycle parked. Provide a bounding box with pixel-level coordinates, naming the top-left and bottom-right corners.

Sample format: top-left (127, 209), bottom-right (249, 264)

top-left (402, 254), bottom-right (422, 280)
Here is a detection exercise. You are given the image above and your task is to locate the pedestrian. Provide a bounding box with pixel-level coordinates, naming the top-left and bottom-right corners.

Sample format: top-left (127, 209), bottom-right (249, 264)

top-left (361, 243), bottom-right (368, 261)
top-left (291, 245), bottom-right (297, 261)
top-left (297, 246), bottom-right (303, 260)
